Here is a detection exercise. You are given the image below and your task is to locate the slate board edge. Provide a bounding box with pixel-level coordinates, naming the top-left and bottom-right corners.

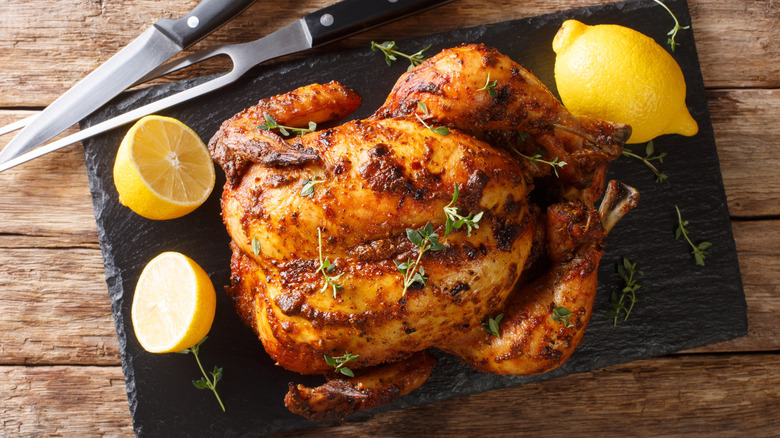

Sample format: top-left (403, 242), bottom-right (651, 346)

top-left (77, 0), bottom-right (748, 435)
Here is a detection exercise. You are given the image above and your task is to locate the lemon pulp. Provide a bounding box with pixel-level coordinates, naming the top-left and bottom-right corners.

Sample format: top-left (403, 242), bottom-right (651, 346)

top-left (113, 115), bottom-right (215, 220)
top-left (131, 252), bottom-right (216, 353)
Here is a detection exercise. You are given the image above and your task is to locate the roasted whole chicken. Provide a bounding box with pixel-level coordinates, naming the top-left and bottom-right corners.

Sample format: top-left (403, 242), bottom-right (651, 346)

top-left (208, 44), bottom-right (639, 420)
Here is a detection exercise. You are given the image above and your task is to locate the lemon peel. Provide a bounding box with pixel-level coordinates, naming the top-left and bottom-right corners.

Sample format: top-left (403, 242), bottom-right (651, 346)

top-left (553, 19), bottom-right (698, 144)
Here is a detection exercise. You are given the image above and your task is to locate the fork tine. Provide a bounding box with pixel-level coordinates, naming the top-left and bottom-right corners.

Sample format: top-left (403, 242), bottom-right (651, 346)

top-left (131, 45), bottom-right (233, 87)
top-left (0, 114), bottom-right (38, 137)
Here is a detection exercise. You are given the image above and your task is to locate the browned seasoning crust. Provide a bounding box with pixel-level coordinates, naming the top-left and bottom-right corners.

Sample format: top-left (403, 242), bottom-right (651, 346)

top-left (284, 351), bottom-right (437, 421)
top-left (209, 44), bottom-right (637, 421)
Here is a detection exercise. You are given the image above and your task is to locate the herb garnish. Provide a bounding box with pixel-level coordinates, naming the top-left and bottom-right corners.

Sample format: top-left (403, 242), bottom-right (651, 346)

top-left (324, 352), bottom-right (359, 377)
top-left (607, 257), bottom-right (644, 326)
top-left (443, 183), bottom-right (483, 237)
top-left (251, 236), bottom-right (261, 256)
top-left (512, 147), bottom-right (567, 178)
top-left (675, 206), bottom-right (712, 266)
top-left (257, 114), bottom-right (317, 136)
top-left (370, 41), bottom-right (431, 70)
top-left (477, 73), bottom-right (498, 97)
top-left (316, 228), bottom-right (344, 297)
top-left (622, 140), bottom-right (668, 183)
top-left (395, 222), bottom-right (446, 295)
top-left (552, 306), bottom-right (575, 328)
top-left (300, 176), bottom-right (324, 197)
top-left (177, 336), bottom-right (225, 412)
top-left (482, 313), bottom-right (504, 336)
top-left (653, 0), bottom-right (691, 52)
top-left (415, 101), bottom-right (451, 136)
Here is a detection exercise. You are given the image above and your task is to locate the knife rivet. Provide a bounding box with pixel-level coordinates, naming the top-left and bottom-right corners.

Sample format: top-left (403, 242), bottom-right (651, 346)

top-left (187, 16), bottom-right (200, 28)
top-left (320, 13), bottom-right (334, 27)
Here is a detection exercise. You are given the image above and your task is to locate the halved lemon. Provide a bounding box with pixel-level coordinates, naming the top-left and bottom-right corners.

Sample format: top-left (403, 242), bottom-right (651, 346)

top-left (131, 252), bottom-right (216, 353)
top-left (113, 115), bottom-right (215, 220)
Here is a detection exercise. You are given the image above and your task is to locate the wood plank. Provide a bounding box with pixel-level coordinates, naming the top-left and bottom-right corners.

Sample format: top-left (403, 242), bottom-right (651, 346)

top-left (0, 112), bottom-right (98, 243)
top-left (707, 88), bottom-right (780, 217)
top-left (1, 219), bottom-right (776, 365)
top-left (688, 220), bottom-right (780, 353)
top-left (0, 243), bottom-right (120, 366)
top-left (0, 366), bottom-right (133, 436)
top-left (2, 354), bottom-right (779, 436)
top-left (0, 0), bottom-right (777, 107)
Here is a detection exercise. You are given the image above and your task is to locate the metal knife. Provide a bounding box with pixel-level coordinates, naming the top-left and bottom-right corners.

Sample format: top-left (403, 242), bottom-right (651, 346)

top-left (0, 0), bottom-right (256, 168)
top-left (0, 0), bottom-right (453, 173)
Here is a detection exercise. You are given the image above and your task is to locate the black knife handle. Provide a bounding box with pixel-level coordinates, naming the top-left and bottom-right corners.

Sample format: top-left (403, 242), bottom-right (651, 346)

top-left (154, 0), bottom-right (256, 49)
top-left (302, 0), bottom-right (453, 48)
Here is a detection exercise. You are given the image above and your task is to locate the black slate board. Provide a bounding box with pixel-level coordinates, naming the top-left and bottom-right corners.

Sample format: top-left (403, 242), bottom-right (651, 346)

top-left (80, 0), bottom-right (747, 436)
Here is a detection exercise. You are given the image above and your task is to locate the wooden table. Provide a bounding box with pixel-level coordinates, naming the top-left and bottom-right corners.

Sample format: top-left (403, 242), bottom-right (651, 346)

top-left (1, 0), bottom-right (778, 436)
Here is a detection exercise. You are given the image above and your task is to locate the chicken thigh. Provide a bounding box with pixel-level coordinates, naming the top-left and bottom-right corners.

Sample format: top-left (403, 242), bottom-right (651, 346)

top-left (208, 44), bottom-right (637, 421)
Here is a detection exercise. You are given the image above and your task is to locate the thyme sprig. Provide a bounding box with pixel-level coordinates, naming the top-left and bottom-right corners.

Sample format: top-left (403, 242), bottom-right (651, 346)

top-left (324, 352), bottom-right (359, 377)
top-left (301, 176), bottom-right (324, 197)
top-left (477, 73), bottom-right (498, 97)
top-left (316, 228), bottom-right (344, 297)
top-left (443, 183), bottom-right (483, 237)
top-left (512, 147), bottom-right (567, 178)
top-left (416, 101), bottom-right (451, 136)
top-left (622, 140), bottom-right (668, 183)
top-left (177, 336), bottom-right (225, 412)
top-left (675, 206), bottom-right (712, 266)
top-left (257, 114), bottom-right (317, 136)
top-left (552, 306), bottom-right (575, 328)
top-left (482, 313), bottom-right (504, 337)
top-left (395, 222), bottom-right (446, 295)
top-left (653, 0), bottom-right (691, 51)
top-left (371, 41), bottom-right (431, 70)
top-left (607, 257), bottom-right (644, 326)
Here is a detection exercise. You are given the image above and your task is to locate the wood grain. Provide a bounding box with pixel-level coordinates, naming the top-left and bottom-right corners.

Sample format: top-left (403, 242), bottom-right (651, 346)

top-left (2, 354), bottom-right (778, 437)
top-left (0, 0), bottom-right (777, 435)
top-left (0, 0), bottom-right (777, 107)
top-left (707, 89), bottom-right (780, 217)
top-left (0, 366), bottom-right (132, 437)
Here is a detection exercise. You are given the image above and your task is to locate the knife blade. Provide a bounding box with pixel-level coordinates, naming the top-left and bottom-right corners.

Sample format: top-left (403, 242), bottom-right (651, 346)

top-left (0, 0), bottom-right (453, 173)
top-left (0, 0), bottom-right (256, 168)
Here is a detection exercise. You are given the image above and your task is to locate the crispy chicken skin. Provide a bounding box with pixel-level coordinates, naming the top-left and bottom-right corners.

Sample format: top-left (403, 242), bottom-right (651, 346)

top-left (284, 351), bottom-right (436, 421)
top-left (374, 44), bottom-right (631, 205)
top-left (209, 44), bottom-right (637, 420)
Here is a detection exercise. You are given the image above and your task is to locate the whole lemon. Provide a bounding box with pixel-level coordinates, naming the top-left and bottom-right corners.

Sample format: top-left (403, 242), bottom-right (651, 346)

top-left (552, 19), bottom-right (698, 144)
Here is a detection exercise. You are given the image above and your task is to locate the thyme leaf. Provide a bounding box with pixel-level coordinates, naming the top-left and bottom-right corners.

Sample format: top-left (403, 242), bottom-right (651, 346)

top-left (512, 147), bottom-right (567, 178)
top-left (177, 336), bottom-right (226, 412)
top-left (675, 206), bottom-right (711, 266)
top-left (607, 257), bottom-right (644, 326)
top-left (482, 313), bottom-right (504, 337)
top-left (477, 73), bottom-right (498, 97)
top-left (443, 183), bottom-right (484, 237)
top-left (552, 306), bottom-right (575, 328)
top-left (622, 141), bottom-right (668, 183)
top-left (324, 352), bottom-right (359, 377)
top-left (371, 41), bottom-right (431, 70)
top-left (251, 236), bottom-right (261, 256)
top-left (316, 228), bottom-right (344, 297)
top-left (653, 0), bottom-right (691, 52)
top-left (257, 114), bottom-right (317, 136)
top-left (396, 222), bottom-right (446, 295)
top-left (301, 176), bottom-right (324, 197)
